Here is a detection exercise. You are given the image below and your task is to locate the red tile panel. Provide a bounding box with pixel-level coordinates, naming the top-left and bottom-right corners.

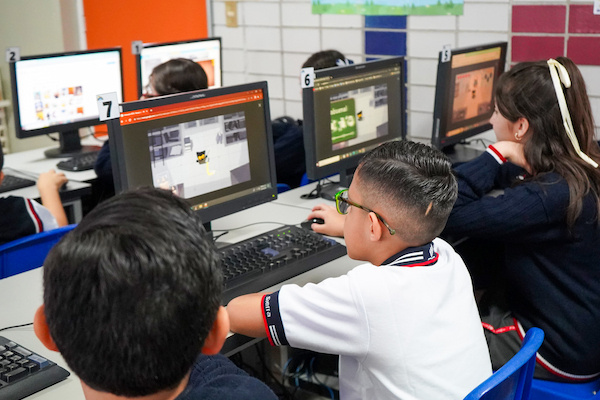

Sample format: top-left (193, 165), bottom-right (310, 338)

top-left (567, 37), bottom-right (600, 66)
top-left (569, 5), bottom-right (600, 34)
top-left (512, 36), bottom-right (564, 62)
top-left (512, 5), bottom-right (566, 33)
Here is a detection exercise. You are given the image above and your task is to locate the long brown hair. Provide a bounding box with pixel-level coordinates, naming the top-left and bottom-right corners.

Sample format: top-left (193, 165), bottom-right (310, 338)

top-left (494, 57), bottom-right (600, 227)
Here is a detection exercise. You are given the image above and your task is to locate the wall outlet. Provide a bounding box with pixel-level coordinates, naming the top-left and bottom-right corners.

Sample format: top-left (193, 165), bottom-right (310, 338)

top-left (594, 0), bottom-right (600, 15)
top-left (225, 1), bottom-right (238, 27)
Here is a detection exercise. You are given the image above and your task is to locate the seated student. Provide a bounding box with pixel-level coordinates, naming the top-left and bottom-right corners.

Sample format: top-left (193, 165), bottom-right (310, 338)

top-left (443, 57), bottom-right (600, 382)
top-left (94, 58), bottom-right (208, 191)
top-left (0, 145), bottom-right (68, 244)
top-left (272, 49), bottom-right (350, 188)
top-left (227, 141), bottom-right (492, 400)
top-left (34, 187), bottom-right (278, 400)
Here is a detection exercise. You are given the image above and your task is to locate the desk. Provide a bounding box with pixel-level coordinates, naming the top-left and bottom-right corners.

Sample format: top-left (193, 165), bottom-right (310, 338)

top-left (0, 185), bottom-right (359, 399)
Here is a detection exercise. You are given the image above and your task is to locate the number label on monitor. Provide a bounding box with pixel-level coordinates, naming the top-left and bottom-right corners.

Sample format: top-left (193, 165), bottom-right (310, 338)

top-left (6, 47), bottom-right (20, 62)
top-left (441, 44), bottom-right (452, 63)
top-left (594, 0), bottom-right (600, 14)
top-left (96, 92), bottom-right (120, 121)
top-left (132, 40), bottom-right (143, 55)
top-left (301, 68), bottom-right (315, 88)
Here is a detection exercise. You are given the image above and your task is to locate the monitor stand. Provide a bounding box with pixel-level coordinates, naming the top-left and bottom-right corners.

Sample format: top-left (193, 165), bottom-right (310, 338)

top-left (442, 143), bottom-right (485, 165)
top-left (44, 130), bottom-right (101, 158)
top-left (319, 168), bottom-right (355, 202)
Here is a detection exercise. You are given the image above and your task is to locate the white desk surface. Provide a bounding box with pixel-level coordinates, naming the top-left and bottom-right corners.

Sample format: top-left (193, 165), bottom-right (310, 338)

top-left (0, 187), bottom-right (359, 399)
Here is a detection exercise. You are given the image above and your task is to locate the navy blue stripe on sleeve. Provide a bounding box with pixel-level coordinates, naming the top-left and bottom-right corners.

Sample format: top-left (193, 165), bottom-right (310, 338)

top-left (262, 291), bottom-right (288, 346)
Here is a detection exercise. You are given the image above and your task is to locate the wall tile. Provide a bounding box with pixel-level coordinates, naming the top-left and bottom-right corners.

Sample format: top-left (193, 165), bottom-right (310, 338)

top-left (222, 72), bottom-right (246, 86)
top-left (321, 14), bottom-right (362, 28)
top-left (248, 74), bottom-right (284, 98)
top-left (409, 85), bottom-right (435, 113)
top-left (458, 3), bottom-right (509, 32)
top-left (269, 99), bottom-right (285, 119)
top-left (408, 111), bottom-right (434, 140)
top-left (567, 36), bottom-right (600, 66)
top-left (245, 27), bottom-right (281, 51)
top-left (212, 2), bottom-right (226, 25)
top-left (282, 28), bottom-right (320, 54)
top-left (569, 5), bottom-right (600, 34)
top-left (511, 36), bottom-right (564, 62)
top-left (242, 3), bottom-right (280, 26)
top-left (365, 16), bottom-right (406, 29)
top-left (222, 49), bottom-right (245, 72)
top-left (214, 26), bottom-right (245, 49)
top-left (281, 3), bottom-right (320, 27)
top-left (283, 52), bottom-right (312, 76)
top-left (408, 59), bottom-right (438, 86)
top-left (407, 15), bottom-right (456, 31)
top-left (322, 28), bottom-right (363, 56)
top-left (284, 76), bottom-right (302, 101)
top-left (247, 51), bottom-right (282, 75)
top-left (284, 100), bottom-right (303, 120)
top-left (580, 65), bottom-right (600, 96)
top-left (365, 31), bottom-right (406, 56)
top-left (457, 32), bottom-right (509, 49)
top-left (512, 5), bottom-right (566, 33)
top-left (407, 31), bottom-right (455, 59)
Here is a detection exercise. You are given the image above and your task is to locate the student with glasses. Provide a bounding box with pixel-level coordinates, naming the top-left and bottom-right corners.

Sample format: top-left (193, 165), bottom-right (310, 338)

top-left (443, 57), bottom-right (600, 382)
top-left (227, 140), bottom-right (492, 400)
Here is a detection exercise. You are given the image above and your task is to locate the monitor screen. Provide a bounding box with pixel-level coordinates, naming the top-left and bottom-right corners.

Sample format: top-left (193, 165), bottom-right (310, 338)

top-left (108, 81), bottom-right (277, 224)
top-left (302, 57), bottom-right (406, 192)
top-left (431, 42), bottom-right (507, 152)
top-left (137, 37), bottom-right (222, 97)
top-left (9, 48), bottom-right (124, 158)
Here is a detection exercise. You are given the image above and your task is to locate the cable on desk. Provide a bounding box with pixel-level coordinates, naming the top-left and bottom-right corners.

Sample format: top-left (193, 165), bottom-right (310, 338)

top-left (0, 322), bottom-right (33, 332)
top-left (300, 177), bottom-right (340, 200)
top-left (212, 221), bottom-right (289, 245)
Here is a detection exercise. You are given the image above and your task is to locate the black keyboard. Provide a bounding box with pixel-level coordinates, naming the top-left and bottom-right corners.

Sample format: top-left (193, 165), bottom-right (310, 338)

top-left (56, 151), bottom-right (99, 172)
top-left (0, 175), bottom-right (36, 194)
top-left (219, 225), bottom-right (346, 304)
top-left (0, 336), bottom-right (70, 400)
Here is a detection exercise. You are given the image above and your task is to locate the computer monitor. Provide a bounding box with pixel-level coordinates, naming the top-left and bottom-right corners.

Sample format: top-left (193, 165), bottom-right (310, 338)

top-left (431, 42), bottom-right (507, 156)
top-left (302, 56), bottom-right (406, 198)
top-left (136, 37), bottom-right (222, 97)
top-left (9, 48), bottom-right (123, 158)
top-left (107, 81), bottom-right (277, 226)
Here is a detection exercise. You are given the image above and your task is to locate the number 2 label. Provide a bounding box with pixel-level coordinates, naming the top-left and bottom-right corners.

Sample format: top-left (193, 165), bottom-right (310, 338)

top-left (6, 47), bottom-right (20, 62)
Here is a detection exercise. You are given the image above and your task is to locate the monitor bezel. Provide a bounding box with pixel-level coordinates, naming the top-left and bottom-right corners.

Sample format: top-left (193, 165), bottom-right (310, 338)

top-left (135, 37), bottom-right (223, 98)
top-left (302, 56), bottom-right (407, 182)
top-left (431, 41), bottom-right (507, 151)
top-left (9, 47), bottom-right (124, 140)
top-left (108, 81), bottom-right (278, 225)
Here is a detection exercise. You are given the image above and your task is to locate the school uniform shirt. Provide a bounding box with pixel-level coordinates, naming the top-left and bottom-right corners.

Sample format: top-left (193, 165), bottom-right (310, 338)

top-left (262, 238), bottom-right (492, 400)
top-left (0, 196), bottom-right (58, 245)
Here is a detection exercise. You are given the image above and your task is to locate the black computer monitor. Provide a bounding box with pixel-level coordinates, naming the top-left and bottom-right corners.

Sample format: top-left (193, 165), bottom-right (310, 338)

top-left (136, 37), bottom-right (222, 97)
top-left (431, 42), bottom-right (507, 157)
top-left (107, 81), bottom-right (277, 226)
top-left (302, 56), bottom-right (406, 198)
top-left (9, 48), bottom-right (124, 158)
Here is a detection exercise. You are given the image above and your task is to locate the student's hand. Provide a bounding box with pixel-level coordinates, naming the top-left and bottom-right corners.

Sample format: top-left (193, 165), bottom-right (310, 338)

top-left (492, 141), bottom-right (532, 174)
top-left (37, 170), bottom-right (68, 192)
top-left (307, 204), bottom-right (345, 237)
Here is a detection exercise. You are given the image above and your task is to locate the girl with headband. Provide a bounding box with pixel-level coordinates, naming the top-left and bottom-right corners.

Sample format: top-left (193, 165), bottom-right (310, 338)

top-left (444, 56), bottom-right (600, 382)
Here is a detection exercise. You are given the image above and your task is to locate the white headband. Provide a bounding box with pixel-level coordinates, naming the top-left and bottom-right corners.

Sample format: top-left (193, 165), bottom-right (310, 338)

top-left (547, 59), bottom-right (598, 168)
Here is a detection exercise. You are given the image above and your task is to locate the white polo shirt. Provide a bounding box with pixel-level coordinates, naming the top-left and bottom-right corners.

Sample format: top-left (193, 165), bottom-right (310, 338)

top-left (261, 238), bottom-right (491, 400)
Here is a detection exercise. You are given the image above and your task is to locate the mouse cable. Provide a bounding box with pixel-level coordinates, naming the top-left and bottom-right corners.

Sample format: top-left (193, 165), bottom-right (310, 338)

top-left (0, 322), bottom-right (33, 332)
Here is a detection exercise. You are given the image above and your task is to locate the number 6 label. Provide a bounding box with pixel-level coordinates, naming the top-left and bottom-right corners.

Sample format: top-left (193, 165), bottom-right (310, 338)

top-left (96, 92), bottom-right (120, 121)
top-left (301, 67), bottom-right (315, 89)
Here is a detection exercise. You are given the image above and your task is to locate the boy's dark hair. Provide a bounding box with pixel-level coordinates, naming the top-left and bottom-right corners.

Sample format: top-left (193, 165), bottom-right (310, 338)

top-left (357, 141), bottom-right (457, 245)
top-left (43, 187), bottom-right (222, 396)
top-left (302, 50), bottom-right (347, 70)
top-left (151, 58), bottom-right (209, 95)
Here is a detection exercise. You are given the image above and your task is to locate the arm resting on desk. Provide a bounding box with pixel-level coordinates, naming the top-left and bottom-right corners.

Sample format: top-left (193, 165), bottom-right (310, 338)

top-left (227, 293), bottom-right (269, 338)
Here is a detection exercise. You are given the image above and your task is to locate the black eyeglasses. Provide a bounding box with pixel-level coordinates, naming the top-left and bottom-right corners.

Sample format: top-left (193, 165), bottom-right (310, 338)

top-left (335, 189), bottom-right (396, 235)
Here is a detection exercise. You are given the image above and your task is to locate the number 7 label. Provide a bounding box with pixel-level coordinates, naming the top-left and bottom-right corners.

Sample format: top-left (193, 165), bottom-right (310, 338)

top-left (96, 92), bottom-right (120, 121)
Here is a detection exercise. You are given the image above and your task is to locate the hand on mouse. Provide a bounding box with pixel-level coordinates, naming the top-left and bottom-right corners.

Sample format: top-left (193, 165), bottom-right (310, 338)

top-left (307, 204), bottom-right (345, 237)
top-left (37, 169), bottom-right (68, 192)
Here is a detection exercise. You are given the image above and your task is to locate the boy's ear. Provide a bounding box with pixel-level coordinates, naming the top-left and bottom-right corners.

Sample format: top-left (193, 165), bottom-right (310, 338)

top-left (201, 306), bottom-right (230, 355)
top-left (33, 305), bottom-right (60, 352)
top-left (368, 212), bottom-right (383, 242)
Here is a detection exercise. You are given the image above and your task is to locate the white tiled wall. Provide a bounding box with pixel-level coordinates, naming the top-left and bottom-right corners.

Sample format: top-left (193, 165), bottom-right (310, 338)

top-left (211, 0), bottom-right (600, 143)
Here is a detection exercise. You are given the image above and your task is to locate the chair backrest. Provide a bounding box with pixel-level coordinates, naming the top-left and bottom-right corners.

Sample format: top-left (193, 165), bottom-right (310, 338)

top-left (464, 327), bottom-right (545, 400)
top-left (0, 224), bottom-right (76, 279)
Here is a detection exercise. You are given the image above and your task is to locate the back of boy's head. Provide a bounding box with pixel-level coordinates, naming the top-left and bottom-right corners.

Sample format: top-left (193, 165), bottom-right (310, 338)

top-left (302, 50), bottom-right (348, 70)
top-left (151, 58), bottom-right (209, 95)
top-left (356, 141), bottom-right (457, 245)
top-left (42, 187), bottom-right (222, 397)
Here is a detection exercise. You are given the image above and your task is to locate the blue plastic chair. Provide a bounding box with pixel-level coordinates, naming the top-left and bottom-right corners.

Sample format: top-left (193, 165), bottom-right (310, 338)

top-left (464, 327), bottom-right (545, 400)
top-left (530, 376), bottom-right (600, 399)
top-left (300, 173), bottom-right (312, 187)
top-left (0, 224), bottom-right (76, 279)
top-left (277, 183), bottom-right (291, 193)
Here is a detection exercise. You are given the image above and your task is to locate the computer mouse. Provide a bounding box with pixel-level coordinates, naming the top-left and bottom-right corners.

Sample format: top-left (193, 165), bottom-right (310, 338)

top-left (59, 182), bottom-right (69, 192)
top-left (300, 217), bottom-right (325, 231)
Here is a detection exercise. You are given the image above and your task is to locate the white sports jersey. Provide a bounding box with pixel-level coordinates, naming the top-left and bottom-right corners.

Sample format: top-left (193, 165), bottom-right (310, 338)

top-left (261, 238), bottom-right (491, 400)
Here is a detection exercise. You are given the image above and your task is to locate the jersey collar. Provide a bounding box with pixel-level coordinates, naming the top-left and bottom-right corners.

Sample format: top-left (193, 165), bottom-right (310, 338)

top-left (381, 242), bottom-right (438, 268)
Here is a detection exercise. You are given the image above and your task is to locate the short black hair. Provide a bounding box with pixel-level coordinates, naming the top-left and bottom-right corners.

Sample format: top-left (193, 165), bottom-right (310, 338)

top-left (43, 187), bottom-right (222, 396)
top-left (151, 58), bottom-right (209, 95)
top-left (302, 50), bottom-right (347, 70)
top-left (356, 141), bottom-right (457, 245)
